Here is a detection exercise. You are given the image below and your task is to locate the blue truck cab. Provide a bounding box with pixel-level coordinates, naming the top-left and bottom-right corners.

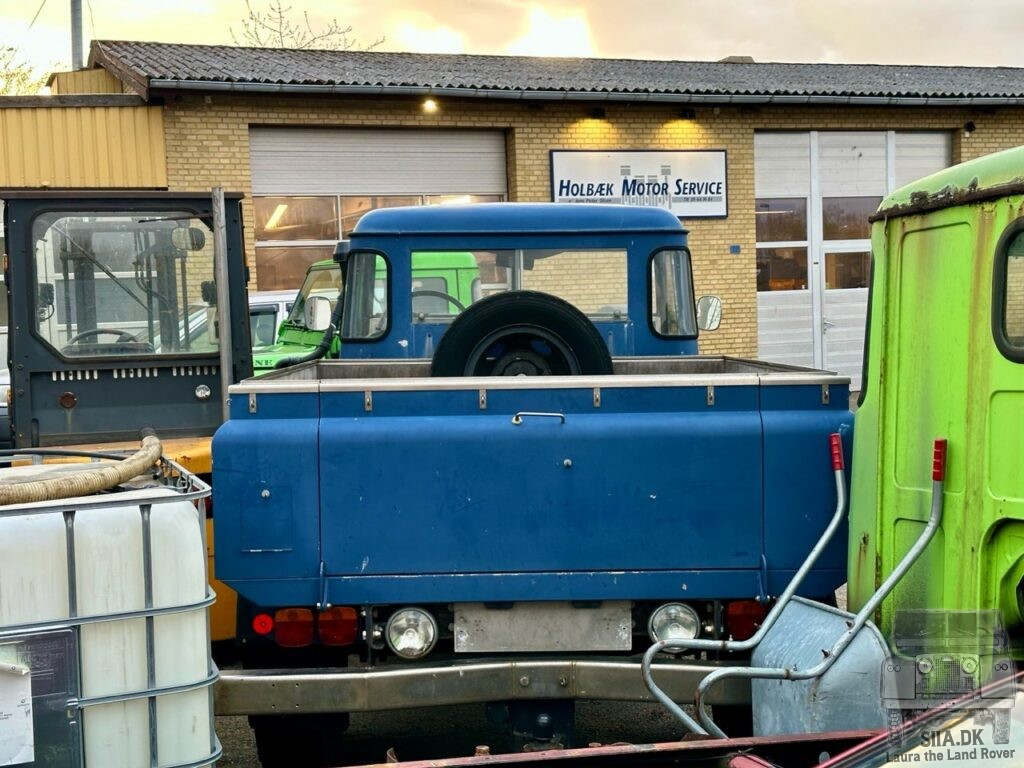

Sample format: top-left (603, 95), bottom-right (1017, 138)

top-left (212, 203), bottom-right (854, 765)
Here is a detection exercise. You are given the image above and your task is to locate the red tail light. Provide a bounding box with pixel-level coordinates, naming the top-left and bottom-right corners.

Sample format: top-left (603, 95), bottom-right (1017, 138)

top-left (725, 600), bottom-right (767, 641)
top-left (274, 608), bottom-right (315, 647)
top-left (318, 606), bottom-right (359, 646)
top-left (252, 612), bottom-right (274, 636)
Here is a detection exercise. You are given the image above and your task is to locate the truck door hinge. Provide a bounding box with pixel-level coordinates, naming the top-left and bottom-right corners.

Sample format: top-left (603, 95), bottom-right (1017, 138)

top-left (248, 392), bottom-right (257, 414)
top-left (592, 387), bottom-right (601, 408)
top-left (364, 391), bottom-right (373, 412)
top-left (479, 389), bottom-right (487, 410)
top-left (706, 385), bottom-right (715, 407)
top-left (821, 384), bottom-right (830, 406)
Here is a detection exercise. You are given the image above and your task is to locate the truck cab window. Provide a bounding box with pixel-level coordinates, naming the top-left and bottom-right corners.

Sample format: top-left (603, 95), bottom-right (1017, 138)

top-left (650, 249), bottom-right (697, 338)
top-left (32, 211), bottom-right (217, 359)
top-left (341, 251), bottom-right (388, 339)
top-left (1003, 229), bottom-right (1024, 351)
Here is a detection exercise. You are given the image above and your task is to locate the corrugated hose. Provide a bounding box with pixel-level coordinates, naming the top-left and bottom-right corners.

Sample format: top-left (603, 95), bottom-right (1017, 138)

top-left (0, 429), bottom-right (163, 506)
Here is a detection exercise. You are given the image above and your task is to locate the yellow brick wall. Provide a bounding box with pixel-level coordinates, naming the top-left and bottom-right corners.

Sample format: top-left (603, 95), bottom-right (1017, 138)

top-left (161, 94), bottom-right (1024, 355)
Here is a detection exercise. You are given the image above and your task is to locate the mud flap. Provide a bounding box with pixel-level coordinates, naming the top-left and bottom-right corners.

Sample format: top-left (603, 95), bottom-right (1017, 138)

top-left (751, 596), bottom-right (889, 735)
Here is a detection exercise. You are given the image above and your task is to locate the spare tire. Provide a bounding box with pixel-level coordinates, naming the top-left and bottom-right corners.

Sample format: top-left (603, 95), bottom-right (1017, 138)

top-left (431, 290), bottom-right (613, 377)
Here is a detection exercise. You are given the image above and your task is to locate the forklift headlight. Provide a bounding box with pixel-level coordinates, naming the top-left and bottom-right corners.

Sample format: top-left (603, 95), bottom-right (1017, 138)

top-left (648, 603), bottom-right (700, 644)
top-left (960, 656), bottom-right (979, 676)
top-left (385, 608), bottom-right (438, 659)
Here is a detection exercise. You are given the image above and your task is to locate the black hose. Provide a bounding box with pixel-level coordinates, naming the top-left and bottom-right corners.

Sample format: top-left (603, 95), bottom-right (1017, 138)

top-left (273, 293), bottom-right (346, 370)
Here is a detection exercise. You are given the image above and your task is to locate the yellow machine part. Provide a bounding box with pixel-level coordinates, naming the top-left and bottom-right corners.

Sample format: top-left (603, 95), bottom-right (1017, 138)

top-left (62, 435), bottom-right (237, 643)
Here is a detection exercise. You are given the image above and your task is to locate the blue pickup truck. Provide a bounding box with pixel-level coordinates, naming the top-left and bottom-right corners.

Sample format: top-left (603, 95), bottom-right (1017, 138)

top-left (212, 203), bottom-right (853, 766)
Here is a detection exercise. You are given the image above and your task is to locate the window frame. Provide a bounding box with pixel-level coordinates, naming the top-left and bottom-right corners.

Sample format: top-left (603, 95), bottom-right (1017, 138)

top-left (755, 196), bottom-right (811, 293)
top-left (647, 246), bottom-right (698, 341)
top-left (339, 249), bottom-right (390, 343)
top-left (29, 207), bottom-right (221, 364)
top-left (992, 217), bottom-right (1024, 364)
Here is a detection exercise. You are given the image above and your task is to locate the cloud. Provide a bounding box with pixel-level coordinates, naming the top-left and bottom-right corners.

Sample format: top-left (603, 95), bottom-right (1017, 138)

top-left (505, 5), bottom-right (595, 57)
top-left (392, 14), bottom-right (467, 53)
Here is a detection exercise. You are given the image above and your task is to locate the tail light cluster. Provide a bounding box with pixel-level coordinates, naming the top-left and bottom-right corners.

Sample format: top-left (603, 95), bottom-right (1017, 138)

top-left (724, 599), bottom-right (767, 641)
top-left (252, 606), bottom-right (358, 648)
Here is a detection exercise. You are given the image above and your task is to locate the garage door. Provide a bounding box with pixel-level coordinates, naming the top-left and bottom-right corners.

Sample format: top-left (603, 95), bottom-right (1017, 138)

top-left (249, 127), bottom-right (508, 196)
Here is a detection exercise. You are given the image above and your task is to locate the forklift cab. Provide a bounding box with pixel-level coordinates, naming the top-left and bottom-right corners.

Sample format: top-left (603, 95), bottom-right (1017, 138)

top-left (2, 192), bottom-right (251, 447)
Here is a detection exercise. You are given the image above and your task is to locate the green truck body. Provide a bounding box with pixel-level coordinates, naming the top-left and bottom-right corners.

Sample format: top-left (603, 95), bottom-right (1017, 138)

top-left (849, 145), bottom-right (1024, 651)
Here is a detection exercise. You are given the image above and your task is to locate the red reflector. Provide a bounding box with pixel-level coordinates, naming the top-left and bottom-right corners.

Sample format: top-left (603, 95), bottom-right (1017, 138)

top-left (725, 600), bottom-right (767, 641)
top-left (829, 433), bottom-right (844, 471)
top-left (932, 438), bottom-right (948, 481)
top-left (274, 608), bottom-right (315, 648)
top-left (252, 613), bottom-right (274, 636)
top-left (319, 606), bottom-right (359, 646)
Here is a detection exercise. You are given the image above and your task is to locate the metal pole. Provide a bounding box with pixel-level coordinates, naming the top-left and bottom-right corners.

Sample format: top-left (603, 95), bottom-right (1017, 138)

top-left (212, 188), bottom-right (233, 423)
top-left (70, 0), bottom-right (83, 70)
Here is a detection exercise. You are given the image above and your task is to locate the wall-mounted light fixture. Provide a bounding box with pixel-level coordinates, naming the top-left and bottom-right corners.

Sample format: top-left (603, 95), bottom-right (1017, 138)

top-left (423, 98), bottom-right (439, 114)
top-left (679, 108), bottom-right (697, 120)
top-left (963, 120), bottom-right (976, 138)
top-left (588, 107), bottom-right (607, 119)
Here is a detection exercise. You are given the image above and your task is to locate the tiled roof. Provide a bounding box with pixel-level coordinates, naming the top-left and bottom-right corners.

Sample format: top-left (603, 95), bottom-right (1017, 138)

top-left (90, 40), bottom-right (1024, 103)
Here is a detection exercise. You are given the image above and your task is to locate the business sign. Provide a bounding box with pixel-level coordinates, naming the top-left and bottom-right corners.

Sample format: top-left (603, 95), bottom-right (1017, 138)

top-left (550, 150), bottom-right (728, 218)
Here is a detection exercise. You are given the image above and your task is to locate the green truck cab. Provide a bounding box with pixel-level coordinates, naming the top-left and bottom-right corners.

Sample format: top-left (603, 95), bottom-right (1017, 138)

top-left (251, 253), bottom-right (481, 375)
top-left (849, 145), bottom-right (1024, 653)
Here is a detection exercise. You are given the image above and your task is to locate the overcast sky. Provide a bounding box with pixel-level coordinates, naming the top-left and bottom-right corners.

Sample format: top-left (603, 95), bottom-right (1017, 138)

top-left (4, 0), bottom-right (1024, 75)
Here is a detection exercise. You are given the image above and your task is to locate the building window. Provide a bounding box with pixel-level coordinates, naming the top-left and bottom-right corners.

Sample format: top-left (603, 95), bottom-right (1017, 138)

top-left (255, 246), bottom-right (336, 294)
top-left (755, 197), bottom-right (809, 291)
top-left (824, 251), bottom-right (871, 289)
top-left (756, 198), bottom-right (807, 242)
top-left (822, 197), bottom-right (881, 240)
top-left (757, 247), bottom-right (809, 291)
top-left (254, 194), bottom-right (504, 291)
top-left (254, 196), bottom-right (339, 242)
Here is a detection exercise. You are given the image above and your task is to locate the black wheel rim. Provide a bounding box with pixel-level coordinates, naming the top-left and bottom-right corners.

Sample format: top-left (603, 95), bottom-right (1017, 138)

top-left (463, 324), bottom-right (580, 376)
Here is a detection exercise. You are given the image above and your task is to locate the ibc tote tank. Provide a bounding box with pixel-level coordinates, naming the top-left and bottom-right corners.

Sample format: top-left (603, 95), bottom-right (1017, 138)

top-left (0, 457), bottom-right (219, 768)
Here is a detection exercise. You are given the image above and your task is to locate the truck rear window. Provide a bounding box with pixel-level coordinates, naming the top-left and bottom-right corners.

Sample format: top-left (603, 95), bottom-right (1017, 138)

top-left (411, 249), bottom-right (628, 320)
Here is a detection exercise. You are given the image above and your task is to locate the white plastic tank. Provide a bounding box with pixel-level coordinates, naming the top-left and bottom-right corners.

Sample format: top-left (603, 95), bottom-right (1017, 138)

top-left (0, 462), bottom-right (215, 768)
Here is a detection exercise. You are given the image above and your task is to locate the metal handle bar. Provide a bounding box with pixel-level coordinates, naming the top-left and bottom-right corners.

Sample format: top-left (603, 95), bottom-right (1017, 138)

top-left (641, 433), bottom-right (848, 735)
top-left (511, 411), bottom-right (566, 425)
top-left (693, 438), bottom-right (948, 737)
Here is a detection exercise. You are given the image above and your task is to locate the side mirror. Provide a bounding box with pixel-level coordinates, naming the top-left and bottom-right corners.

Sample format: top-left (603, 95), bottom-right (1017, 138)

top-left (304, 295), bottom-right (333, 332)
top-left (696, 295), bottom-right (722, 332)
top-left (172, 226), bottom-right (207, 251)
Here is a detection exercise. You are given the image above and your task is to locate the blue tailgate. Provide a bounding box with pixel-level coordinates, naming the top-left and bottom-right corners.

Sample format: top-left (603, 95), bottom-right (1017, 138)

top-left (317, 380), bottom-right (764, 604)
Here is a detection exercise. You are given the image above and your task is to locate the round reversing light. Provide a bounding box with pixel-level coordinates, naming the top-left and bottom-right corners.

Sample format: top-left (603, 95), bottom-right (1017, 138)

top-left (385, 608), bottom-right (438, 659)
top-left (917, 656), bottom-right (934, 675)
top-left (648, 603), bottom-right (700, 644)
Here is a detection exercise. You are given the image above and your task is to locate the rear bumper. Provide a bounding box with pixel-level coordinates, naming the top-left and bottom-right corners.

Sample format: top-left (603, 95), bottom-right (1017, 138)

top-left (214, 657), bottom-right (750, 716)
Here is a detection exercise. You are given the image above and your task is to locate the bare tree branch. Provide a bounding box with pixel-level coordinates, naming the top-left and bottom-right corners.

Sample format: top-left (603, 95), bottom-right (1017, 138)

top-left (0, 46), bottom-right (51, 95)
top-left (230, 0), bottom-right (383, 50)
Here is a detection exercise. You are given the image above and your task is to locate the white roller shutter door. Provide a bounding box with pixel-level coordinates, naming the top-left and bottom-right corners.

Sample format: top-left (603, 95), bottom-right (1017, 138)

top-left (249, 128), bottom-right (508, 196)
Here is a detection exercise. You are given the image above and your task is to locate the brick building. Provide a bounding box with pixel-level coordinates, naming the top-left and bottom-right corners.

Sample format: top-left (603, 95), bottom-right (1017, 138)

top-left (8, 40), bottom-right (1024, 380)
